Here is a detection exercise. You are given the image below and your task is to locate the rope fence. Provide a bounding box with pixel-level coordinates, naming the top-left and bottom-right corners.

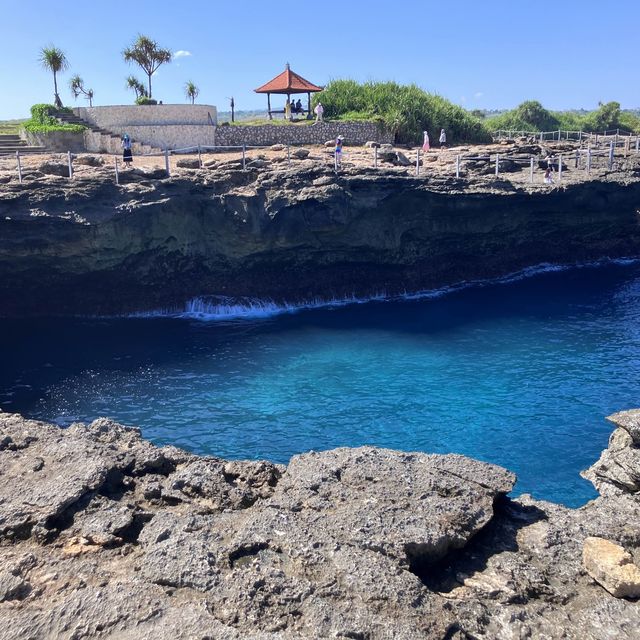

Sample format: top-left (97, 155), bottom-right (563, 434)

top-left (3, 137), bottom-right (638, 188)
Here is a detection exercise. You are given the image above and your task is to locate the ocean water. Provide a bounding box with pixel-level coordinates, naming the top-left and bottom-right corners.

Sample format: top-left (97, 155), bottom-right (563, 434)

top-left (2, 260), bottom-right (640, 508)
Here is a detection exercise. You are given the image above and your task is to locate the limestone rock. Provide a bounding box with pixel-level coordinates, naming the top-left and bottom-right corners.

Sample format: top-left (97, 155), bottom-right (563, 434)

top-left (365, 141), bottom-right (381, 148)
top-left (176, 158), bottom-right (201, 169)
top-left (38, 162), bottom-right (70, 178)
top-left (324, 140), bottom-right (334, 147)
top-left (74, 155), bottom-right (104, 167)
top-left (583, 537), bottom-right (640, 598)
top-left (608, 408), bottom-right (640, 443)
top-left (292, 148), bottom-right (310, 159)
top-left (270, 144), bottom-right (285, 151)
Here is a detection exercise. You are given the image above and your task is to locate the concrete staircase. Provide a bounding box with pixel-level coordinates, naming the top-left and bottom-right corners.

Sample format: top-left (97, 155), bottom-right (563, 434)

top-left (0, 134), bottom-right (47, 156)
top-left (53, 111), bottom-right (162, 156)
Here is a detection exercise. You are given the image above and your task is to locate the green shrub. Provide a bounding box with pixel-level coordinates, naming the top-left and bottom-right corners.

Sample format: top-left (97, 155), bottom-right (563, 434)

top-left (136, 97), bottom-right (158, 105)
top-left (23, 103), bottom-right (85, 133)
top-left (313, 80), bottom-right (492, 144)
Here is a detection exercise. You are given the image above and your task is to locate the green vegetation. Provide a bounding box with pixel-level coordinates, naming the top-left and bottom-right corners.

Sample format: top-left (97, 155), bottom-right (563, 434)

top-left (39, 45), bottom-right (69, 108)
top-left (135, 97), bottom-right (158, 105)
top-left (123, 35), bottom-right (171, 99)
top-left (184, 81), bottom-right (200, 105)
top-left (486, 100), bottom-right (640, 133)
top-left (312, 80), bottom-right (492, 144)
top-left (22, 104), bottom-right (86, 134)
top-left (0, 119), bottom-right (27, 134)
top-left (126, 76), bottom-right (148, 103)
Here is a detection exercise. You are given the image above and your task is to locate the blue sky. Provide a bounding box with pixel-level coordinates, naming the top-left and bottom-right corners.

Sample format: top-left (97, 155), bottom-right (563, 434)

top-left (1, 0), bottom-right (638, 119)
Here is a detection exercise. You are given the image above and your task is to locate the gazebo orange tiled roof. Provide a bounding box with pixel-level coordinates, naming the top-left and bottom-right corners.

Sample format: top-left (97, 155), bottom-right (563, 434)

top-left (255, 63), bottom-right (323, 119)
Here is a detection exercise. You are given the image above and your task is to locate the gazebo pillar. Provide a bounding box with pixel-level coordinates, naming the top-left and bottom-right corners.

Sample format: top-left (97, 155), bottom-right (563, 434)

top-left (307, 92), bottom-right (311, 117)
top-left (267, 93), bottom-right (272, 120)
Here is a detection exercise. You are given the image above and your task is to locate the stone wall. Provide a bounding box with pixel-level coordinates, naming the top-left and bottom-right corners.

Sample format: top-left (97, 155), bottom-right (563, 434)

top-left (74, 104), bottom-right (218, 128)
top-left (213, 121), bottom-right (392, 147)
top-left (23, 130), bottom-right (86, 153)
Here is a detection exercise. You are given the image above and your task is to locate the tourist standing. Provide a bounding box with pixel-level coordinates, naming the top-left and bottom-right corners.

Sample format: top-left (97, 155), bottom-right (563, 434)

top-left (122, 134), bottom-right (133, 166)
top-left (544, 167), bottom-right (554, 184)
top-left (335, 135), bottom-right (343, 168)
top-left (422, 131), bottom-right (430, 152)
top-left (295, 98), bottom-right (303, 115)
top-left (314, 102), bottom-right (324, 123)
top-left (439, 129), bottom-right (447, 147)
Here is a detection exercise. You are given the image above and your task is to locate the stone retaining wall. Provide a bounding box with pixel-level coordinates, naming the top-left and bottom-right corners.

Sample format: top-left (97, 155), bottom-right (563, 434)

top-left (213, 121), bottom-right (393, 147)
top-left (23, 130), bottom-right (86, 153)
top-left (74, 104), bottom-right (218, 128)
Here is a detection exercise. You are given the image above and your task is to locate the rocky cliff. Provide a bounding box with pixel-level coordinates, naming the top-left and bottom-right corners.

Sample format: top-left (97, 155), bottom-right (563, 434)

top-left (1, 156), bottom-right (640, 315)
top-left (1, 410), bottom-right (639, 639)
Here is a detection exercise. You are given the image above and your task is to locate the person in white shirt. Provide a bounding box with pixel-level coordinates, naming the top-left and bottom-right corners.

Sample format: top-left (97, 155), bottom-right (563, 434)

top-left (439, 129), bottom-right (447, 147)
top-left (314, 102), bottom-right (324, 123)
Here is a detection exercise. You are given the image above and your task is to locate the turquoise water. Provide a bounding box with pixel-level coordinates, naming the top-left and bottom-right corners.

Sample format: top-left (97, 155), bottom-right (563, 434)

top-left (2, 261), bottom-right (640, 507)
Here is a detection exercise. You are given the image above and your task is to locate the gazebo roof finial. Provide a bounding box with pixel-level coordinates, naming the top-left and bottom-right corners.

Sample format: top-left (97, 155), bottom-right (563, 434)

top-left (286, 62), bottom-right (290, 70)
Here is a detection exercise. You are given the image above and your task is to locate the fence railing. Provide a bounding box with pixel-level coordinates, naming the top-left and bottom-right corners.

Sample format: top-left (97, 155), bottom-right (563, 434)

top-left (2, 138), bottom-right (638, 187)
top-left (492, 128), bottom-right (639, 145)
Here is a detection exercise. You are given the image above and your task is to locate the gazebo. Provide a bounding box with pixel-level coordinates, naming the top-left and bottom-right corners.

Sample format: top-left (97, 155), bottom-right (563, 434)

top-left (254, 63), bottom-right (323, 120)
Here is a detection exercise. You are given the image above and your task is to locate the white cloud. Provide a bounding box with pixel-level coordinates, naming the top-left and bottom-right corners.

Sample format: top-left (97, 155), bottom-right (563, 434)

top-left (474, 92), bottom-right (483, 98)
top-left (174, 50), bottom-right (192, 58)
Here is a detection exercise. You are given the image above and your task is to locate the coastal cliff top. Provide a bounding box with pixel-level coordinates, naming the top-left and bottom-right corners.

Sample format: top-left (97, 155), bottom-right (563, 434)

top-left (1, 410), bottom-right (639, 638)
top-left (1, 139), bottom-right (639, 225)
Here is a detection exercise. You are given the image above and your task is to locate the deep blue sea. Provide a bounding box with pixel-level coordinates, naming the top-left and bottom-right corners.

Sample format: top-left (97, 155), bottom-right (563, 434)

top-left (2, 260), bottom-right (640, 508)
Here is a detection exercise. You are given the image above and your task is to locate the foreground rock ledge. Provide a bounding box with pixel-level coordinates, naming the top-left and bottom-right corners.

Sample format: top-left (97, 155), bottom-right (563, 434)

top-left (1, 411), bottom-right (639, 639)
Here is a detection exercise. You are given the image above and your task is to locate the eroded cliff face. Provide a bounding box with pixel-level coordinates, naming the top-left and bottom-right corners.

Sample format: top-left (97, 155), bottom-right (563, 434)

top-left (1, 410), bottom-right (639, 639)
top-left (1, 163), bottom-right (640, 315)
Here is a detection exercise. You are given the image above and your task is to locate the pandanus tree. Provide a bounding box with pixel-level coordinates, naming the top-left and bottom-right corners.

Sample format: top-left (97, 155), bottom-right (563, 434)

top-left (70, 75), bottom-right (94, 107)
top-left (123, 35), bottom-right (171, 99)
top-left (184, 81), bottom-right (199, 104)
top-left (126, 75), bottom-right (148, 101)
top-left (39, 45), bottom-right (69, 108)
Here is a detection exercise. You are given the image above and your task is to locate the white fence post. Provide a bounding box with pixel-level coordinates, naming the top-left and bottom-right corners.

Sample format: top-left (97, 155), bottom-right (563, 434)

top-left (67, 151), bottom-right (73, 179)
top-left (636, 136), bottom-right (640, 154)
top-left (495, 154), bottom-right (499, 176)
top-left (242, 145), bottom-right (246, 170)
top-left (164, 149), bottom-right (170, 176)
top-left (574, 149), bottom-right (579, 168)
top-left (530, 156), bottom-right (534, 183)
top-left (415, 148), bottom-right (420, 176)
top-left (587, 147), bottom-right (592, 175)
top-left (558, 155), bottom-right (563, 182)
top-left (197, 145), bottom-right (202, 169)
top-left (287, 145), bottom-right (291, 167)
top-left (374, 146), bottom-right (378, 168)
top-left (456, 154), bottom-right (460, 178)
top-left (16, 151), bottom-right (22, 184)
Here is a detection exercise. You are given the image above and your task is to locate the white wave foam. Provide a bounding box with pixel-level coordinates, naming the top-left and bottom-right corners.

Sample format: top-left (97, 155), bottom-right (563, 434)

top-left (125, 256), bottom-right (640, 322)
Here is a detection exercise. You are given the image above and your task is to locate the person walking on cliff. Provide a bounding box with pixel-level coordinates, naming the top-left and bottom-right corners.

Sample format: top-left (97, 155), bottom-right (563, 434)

top-left (122, 134), bottom-right (133, 166)
top-left (439, 129), bottom-right (447, 148)
top-left (314, 102), bottom-right (324, 123)
top-left (422, 131), bottom-right (430, 152)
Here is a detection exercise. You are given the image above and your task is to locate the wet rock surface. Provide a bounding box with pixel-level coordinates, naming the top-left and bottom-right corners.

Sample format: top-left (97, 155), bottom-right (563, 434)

top-left (1, 409), bottom-right (639, 638)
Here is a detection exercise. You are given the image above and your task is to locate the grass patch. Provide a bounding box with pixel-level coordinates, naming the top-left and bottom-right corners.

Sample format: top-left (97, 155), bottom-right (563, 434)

top-left (22, 103), bottom-right (86, 134)
top-left (312, 80), bottom-right (492, 144)
top-left (0, 119), bottom-right (27, 134)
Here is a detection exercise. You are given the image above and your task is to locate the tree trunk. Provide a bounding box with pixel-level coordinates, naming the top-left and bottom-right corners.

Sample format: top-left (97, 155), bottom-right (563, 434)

top-left (53, 71), bottom-right (62, 108)
top-left (148, 73), bottom-right (152, 98)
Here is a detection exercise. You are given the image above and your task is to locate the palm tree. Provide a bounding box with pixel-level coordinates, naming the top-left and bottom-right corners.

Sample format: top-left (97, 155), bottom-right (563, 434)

top-left (184, 81), bottom-right (199, 105)
top-left (126, 75), bottom-right (148, 102)
top-left (39, 45), bottom-right (69, 108)
top-left (123, 35), bottom-right (171, 99)
top-left (70, 75), bottom-right (95, 107)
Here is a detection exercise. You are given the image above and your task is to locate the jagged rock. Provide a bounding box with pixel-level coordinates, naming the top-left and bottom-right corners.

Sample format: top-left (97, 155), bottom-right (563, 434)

top-left (176, 158), bottom-right (201, 169)
top-left (583, 537), bottom-right (640, 598)
top-left (1, 411), bottom-right (640, 639)
top-left (291, 148), bottom-right (310, 159)
top-left (324, 140), bottom-right (334, 147)
top-left (270, 144), bottom-right (285, 151)
top-left (365, 141), bottom-right (381, 148)
top-left (248, 158), bottom-right (270, 168)
top-left (395, 151), bottom-right (412, 167)
top-left (74, 155), bottom-right (104, 167)
top-left (608, 408), bottom-right (640, 443)
top-left (38, 162), bottom-right (70, 178)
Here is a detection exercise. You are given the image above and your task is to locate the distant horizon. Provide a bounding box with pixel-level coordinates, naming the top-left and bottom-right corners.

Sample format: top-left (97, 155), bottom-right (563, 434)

top-left (1, 0), bottom-right (638, 120)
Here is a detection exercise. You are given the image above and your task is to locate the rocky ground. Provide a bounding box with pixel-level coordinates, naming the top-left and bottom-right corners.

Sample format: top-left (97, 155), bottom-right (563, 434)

top-left (0, 409), bottom-right (639, 639)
